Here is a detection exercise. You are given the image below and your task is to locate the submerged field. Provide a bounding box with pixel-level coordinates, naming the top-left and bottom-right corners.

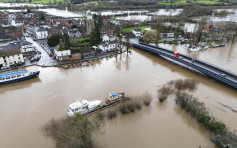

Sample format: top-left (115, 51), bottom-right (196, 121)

top-left (0, 0), bottom-right (64, 4)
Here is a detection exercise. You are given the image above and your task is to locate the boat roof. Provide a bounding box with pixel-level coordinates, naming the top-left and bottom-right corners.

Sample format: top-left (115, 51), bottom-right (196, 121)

top-left (0, 70), bottom-right (28, 78)
top-left (69, 100), bottom-right (89, 110)
top-left (111, 93), bottom-right (117, 97)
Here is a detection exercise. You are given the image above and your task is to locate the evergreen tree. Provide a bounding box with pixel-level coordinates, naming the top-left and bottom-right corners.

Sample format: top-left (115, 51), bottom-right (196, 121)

top-left (90, 14), bottom-right (103, 46)
top-left (47, 33), bottom-right (63, 47)
top-left (27, 8), bottom-right (31, 13)
top-left (39, 12), bottom-right (45, 21)
top-left (63, 32), bottom-right (70, 46)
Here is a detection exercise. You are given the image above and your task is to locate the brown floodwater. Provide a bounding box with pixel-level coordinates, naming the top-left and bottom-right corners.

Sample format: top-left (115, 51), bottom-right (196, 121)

top-left (0, 43), bottom-right (236, 148)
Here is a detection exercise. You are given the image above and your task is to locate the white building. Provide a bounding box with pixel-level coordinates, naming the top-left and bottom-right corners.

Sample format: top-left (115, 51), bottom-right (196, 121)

top-left (132, 29), bottom-right (143, 38)
top-left (102, 35), bottom-right (110, 42)
top-left (20, 41), bottom-right (35, 54)
top-left (0, 42), bottom-right (24, 69)
top-left (34, 27), bottom-right (48, 40)
top-left (161, 33), bottom-right (175, 38)
top-left (54, 49), bottom-right (71, 61)
top-left (98, 41), bottom-right (119, 52)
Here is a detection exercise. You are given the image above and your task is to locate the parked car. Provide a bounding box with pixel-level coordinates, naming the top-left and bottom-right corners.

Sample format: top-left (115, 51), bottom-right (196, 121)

top-left (37, 50), bottom-right (41, 54)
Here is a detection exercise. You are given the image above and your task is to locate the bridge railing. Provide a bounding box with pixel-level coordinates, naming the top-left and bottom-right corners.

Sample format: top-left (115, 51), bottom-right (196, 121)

top-left (133, 43), bottom-right (237, 89)
top-left (139, 42), bottom-right (237, 80)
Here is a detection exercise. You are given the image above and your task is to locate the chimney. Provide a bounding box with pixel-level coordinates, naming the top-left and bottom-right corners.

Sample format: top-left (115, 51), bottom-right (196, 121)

top-left (60, 39), bottom-right (63, 44)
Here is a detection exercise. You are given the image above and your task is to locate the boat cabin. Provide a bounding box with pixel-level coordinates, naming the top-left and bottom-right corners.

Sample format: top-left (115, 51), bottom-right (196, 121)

top-left (106, 93), bottom-right (123, 104)
top-left (0, 70), bottom-right (28, 81)
top-left (68, 100), bottom-right (89, 114)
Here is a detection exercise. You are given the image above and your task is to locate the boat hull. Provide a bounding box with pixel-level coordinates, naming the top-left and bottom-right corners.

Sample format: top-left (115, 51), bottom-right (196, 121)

top-left (0, 71), bottom-right (40, 85)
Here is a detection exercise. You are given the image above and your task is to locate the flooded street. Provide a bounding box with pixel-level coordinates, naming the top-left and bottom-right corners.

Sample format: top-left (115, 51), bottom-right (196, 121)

top-left (0, 43), bottom-right (237, 148)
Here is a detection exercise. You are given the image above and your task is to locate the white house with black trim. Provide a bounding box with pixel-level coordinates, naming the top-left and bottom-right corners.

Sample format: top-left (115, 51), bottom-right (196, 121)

top-left (34, 27), bottom-right (48, 40)
top-left (98, 40), bottom-right (119, 52)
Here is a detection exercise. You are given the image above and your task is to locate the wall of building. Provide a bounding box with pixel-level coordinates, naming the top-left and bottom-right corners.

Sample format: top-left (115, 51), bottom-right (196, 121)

top-left (86, 19), bottom-right (94, 35)
top-left (36, 31), bottom-right (48, 40)
top-left (0, 54), bottom-right (24, 66)
top-left (71, 53), bottom-right (81, 60)
top-left (21, 45), bottom-right (35, 53)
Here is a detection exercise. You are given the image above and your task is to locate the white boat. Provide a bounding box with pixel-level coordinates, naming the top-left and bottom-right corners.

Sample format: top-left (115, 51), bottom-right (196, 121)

top-left (66, 99), bottom-right (102, 117)
top-left (187, 46), bottom-right (200, 52)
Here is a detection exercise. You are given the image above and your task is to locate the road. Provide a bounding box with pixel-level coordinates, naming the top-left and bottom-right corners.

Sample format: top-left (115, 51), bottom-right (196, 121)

top-left (25, 37), bottom-right (58, 66)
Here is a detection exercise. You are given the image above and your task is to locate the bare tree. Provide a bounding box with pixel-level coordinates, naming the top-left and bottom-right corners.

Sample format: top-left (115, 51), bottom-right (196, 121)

top-left (143, 31), bottom-right (159, 44)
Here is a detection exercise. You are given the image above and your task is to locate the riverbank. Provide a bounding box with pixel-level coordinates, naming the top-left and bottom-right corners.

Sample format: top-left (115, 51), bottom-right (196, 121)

top-left (0, 50), bottom-right (122, 73)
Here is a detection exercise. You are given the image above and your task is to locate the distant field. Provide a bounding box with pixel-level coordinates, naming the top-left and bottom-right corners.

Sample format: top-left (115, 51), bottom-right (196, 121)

top-left (0, 0), bottom-right (65, 4)
top-left (0, 0), bottom-right (9, 2)
top-left (157, 0), bottom-right (230, 5)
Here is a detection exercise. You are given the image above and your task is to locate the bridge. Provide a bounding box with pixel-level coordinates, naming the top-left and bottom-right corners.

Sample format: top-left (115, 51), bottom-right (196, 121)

top-left (133, 42), bottom-right (237, 89)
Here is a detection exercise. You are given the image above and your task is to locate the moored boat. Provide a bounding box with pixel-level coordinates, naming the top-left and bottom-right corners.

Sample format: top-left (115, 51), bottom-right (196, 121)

top-left (106, 93), bottom-right (124, 104)
top-left (66, 99), bottom-right (102, 117)
top-left (212, 44), bottom-right (225, 48)
top-left (0, 70), bottom-right (40, 85)
top-left (187, 46), bottom-right (200, 52)
top-left (200, 45), bottom-right (208, 50)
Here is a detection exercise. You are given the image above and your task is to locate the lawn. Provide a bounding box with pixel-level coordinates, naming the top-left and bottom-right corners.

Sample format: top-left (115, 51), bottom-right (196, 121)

top-left (158, 0), bottom-right (187, 5)
top-left (77, 37), bottom-right (90, 42)
top-left (122, 26), bottom-right (152, 33)
top-left (83, 1), bottom-right (98, 5)
top-left (157, 0), bottom-right (230, 5)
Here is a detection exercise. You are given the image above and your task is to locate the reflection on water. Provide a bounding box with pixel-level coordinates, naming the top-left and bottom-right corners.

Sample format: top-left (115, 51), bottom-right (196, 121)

top-left (0, 78), bottom-right (41, 94)
top-left (0, 45), bottom-right (236, 148)
top-left (99, 98), bottom-right (216, 148)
